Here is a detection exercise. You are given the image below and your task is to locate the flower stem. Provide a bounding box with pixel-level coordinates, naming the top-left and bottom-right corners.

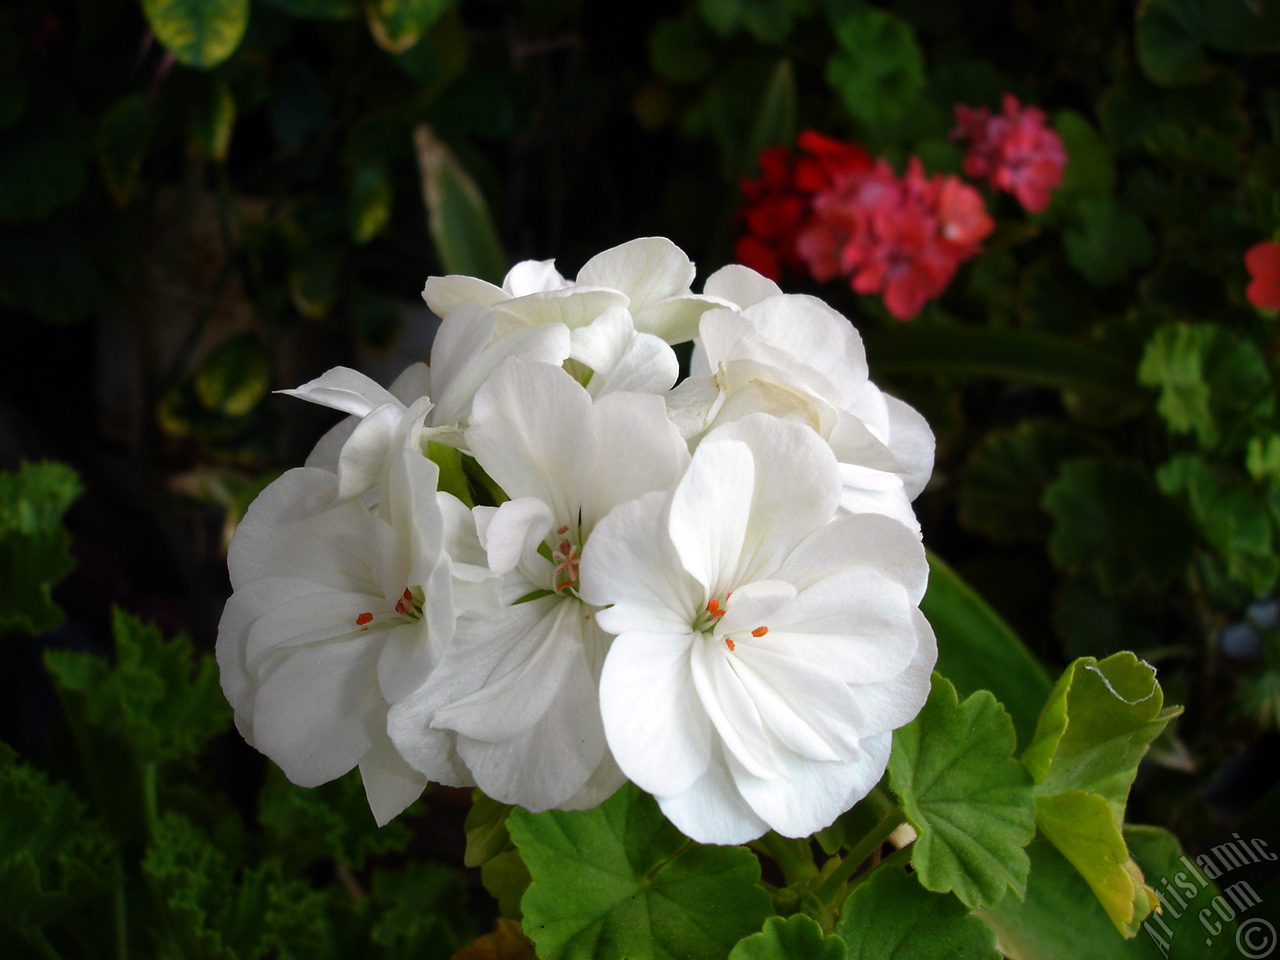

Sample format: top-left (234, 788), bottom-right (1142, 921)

top-left (814, 806), bottom-right (906, 903)
top-left (751, 832), bottom-right (819, 886)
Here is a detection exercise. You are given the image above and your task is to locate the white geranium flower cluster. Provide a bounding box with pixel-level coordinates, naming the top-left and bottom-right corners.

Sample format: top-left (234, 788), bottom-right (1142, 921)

top-left (217, 237), bottom-right (937, 844)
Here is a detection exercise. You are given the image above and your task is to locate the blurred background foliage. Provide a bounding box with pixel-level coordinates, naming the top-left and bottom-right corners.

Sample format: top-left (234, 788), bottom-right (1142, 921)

top-left (3, 0), bottom-right (1280, 956)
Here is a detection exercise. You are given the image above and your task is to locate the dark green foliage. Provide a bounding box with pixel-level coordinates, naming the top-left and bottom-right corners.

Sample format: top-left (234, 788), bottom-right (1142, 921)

top-left (0, 462), bottom-right (81, 636)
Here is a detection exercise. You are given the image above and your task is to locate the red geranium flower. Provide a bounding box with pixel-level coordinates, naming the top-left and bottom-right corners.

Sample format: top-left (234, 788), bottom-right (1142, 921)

top-left (952, 94), bottom-right (1067, 214)
top-left (1246, 241), bottom-right (1280, 311)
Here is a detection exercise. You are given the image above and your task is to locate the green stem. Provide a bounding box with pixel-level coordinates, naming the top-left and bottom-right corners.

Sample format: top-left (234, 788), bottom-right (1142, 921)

top-left (847, 842), bottom-right (913, 896)
top-left (113, 875), bottom-right (129, 960)
top-left (814, 806), bottom-right (906, 903)
top-left (751, 832), bottom-right (819, 885)
top-left (642, 839), bottom-right (695, 884)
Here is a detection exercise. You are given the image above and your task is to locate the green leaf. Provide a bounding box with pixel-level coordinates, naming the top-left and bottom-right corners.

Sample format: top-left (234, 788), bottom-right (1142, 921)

top-left (428, 442), bottom-right (474, 509)
top-left (1023, 653), bottom-right (1180, 814)
top-left (509, 783), bottom-right (772, 960)
top-left (1157, 456), bottom-right (1279, 596)
top-left (959, 421), bottom-right (1105, 543)
top-left (835, 865), bottom-right (1000, 960)
top-left (259, 767), bottom-right (415, 870)
top-left (825, 9), bottom-right (925, 135)
top-left (1247, 434), bottom-right (1280, 486)
top-left (141, 0), bottom-right (250, 69)
top-left (1063, 198), bottom-right (1154, 288)
top-left (414, 125), bottom-right (507, 284)
top-left (921, 552), bottom-right (1052, 748)
top-left (366, 0), bottom-right (454, 54)
top-left (482, 848), bottom-right (531, 920)
top-left (1035, 792), bottom-right (1157, 937)
top-left (0, 749), bottom-right (117, 935)
top-left (0, 461), bottom-right (81, 636)
top-left (0, 112), bottom-right (91, 223)
top-left (97, 94), bottom-right (151, 206)
top-left (862, 325), bottom-right (1146, 406)
top-left (888, 674), bottom-right (1036, 908)
top-left (1137, 0), bottom-right (1280, 87)
top-left (44, 608), bottom-right (231, 765)
top-left (189, 79), bottom-right (236, 162)
top-left (1043, 458), bottom-right (1195, 594)
top-left (979, 833), bottom-right (1230, 960)
top-left (729, 915), bottom-right (846, 960)
top-left (697, 0), bottom-right (806, 42)
top-left (142, 812), bottom-right (331, 960)
top-left (195, 334), bottom-right (269, 416)
top-left (465, 791), bottom-right (514, 868)
top-left (1138, 323), bottom-right (1272, 451)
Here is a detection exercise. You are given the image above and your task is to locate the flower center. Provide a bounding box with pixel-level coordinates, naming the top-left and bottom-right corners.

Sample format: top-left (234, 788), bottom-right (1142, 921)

top-left (354, 586), bottom-right (426, 632)
top-left (693, 593), bottom-right (769, 652)
top-left (550, 525), bottom-right (581, 596)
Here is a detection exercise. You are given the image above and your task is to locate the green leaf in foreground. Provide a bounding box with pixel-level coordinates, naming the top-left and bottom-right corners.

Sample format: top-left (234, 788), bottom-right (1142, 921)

top-left (888, 674), bottom-right (1036, 909)
top-left (1022, 653), bottom-right (1179, 936)
top-left (508, 783), bottom-right (772, 960)
top-left (141, 0), bottom-right (249, 69)
top-left (729, 915), bottom-right (846, 960)
top-left (835, 866), bottom-right (999, 960)
top-left (1023, 653), bottom-right (1180, 814)
top-left (0, 460), bottom-right (81, 636)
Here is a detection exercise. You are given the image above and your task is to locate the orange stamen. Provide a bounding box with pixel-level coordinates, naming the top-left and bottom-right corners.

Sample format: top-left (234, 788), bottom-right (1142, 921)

top-left (403, 588), bottom-right (413, 601)
top-left (706, 598), bottom-right (725, 618)
top-left (356, 611), bottom-right (374, 626)
top-left (556, 579), bottom-right (575, 592)
top-left (751, 626), bottom-right (769, 638)
top-left (557, 525), bottom-right (569, 535)
top-left (395, 599), bottom-right (406, 614)
top-left (725, 637), bottom-right (736, 651)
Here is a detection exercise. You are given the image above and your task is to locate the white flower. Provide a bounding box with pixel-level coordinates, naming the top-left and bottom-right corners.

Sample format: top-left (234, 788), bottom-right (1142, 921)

top-left (669, 265), bottom-right (934, 527)
top-left (216, 410), bottom-right (463, 825)
top-left (283, 303), bottom-right (571, 500)
top-left (389, 358), bottom-right (690, 812)
top-left (422, 238), bottom-right (735, 398)
top-left (578, 414), bottom-right (936, 844)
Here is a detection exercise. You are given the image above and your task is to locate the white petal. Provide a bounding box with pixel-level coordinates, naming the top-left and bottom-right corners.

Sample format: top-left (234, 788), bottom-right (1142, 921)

top-left (389, 361), bottom-right (432, 404)
top-left (581, 391), bottom-right (689, 532)
top-left (703, 263), bottom-right (783, 308)
top-left (884, 393), bottom-right (935, 500)
top-left (664, 375), bottom-right (722, 441)
top-left (844, 608), bottom-right (937, 736)
top-left (716, 579), bottom-right (796, 637)
top-left (726, 652), bottom-right (861, 762)
top-left (576, 237), bottom-right (695, 313)
top-left (466, 359), bottom-right (595, 522)
top-left (581, 492), bottom-right (702, 632)
top-left (422, 275), bottom-right (506, 315)
top-left (305, 418), bottom-right (355, 473)
top-left (335, 403), bottom-right (405, 501)
top-left (484, 497), bottom-right (555, 576)
top-left (741, 295), bottom-right (869, 404)
top-left (494, 288), bottom-right (629, 333)
top-left (556, 750), bottom-right (627, 811)
top-left (359, 727), bottom-right (428, 826)
top-left (244, 586), bottom-right (386, 669)
top-left (828, 410), bottom-right (904, 475)
top-left (774, 513), bottom-right (929, 602)
top-left (570, 314), bottom-right (679, 396)
top-left (691, 636), bottom-right (779, 780)
top-left (837, 463), bottom-right (920, 534)
top-left (377, 621), bottom-right (433, 703)
top-left (703, 415), bottom-right (841, 585)
top-left (278, 366), bottom-right (400, 418)
top-left (759, 568), bottom-right (919, 685)
top-left (656, 742), bottom-right (770, 844)
top-left (434, 322), bottom-right (573, 429)
top-left (251, 636), bottom-right (382, 787)
top-left (668, 439), bottom-right (753, 596)
top-left (503, 258), bottom-right (567, 296)
top-left (386, 685), bottom-right (476, 788)
top-left (730, 730), bottom-right (890, 838)
top-left (599, 629), bottom-right (711, 796)
top-left (633, 294), bottom-right (727, 345)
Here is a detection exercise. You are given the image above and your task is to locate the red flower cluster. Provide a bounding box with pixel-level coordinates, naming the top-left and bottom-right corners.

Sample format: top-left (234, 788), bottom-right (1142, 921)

top-left (735, 130), bottom-right (994, 320)
top-left (952, 94), bottom-right (1067, 214)
top-left (1246, 241), bottom-right (1280, 311)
